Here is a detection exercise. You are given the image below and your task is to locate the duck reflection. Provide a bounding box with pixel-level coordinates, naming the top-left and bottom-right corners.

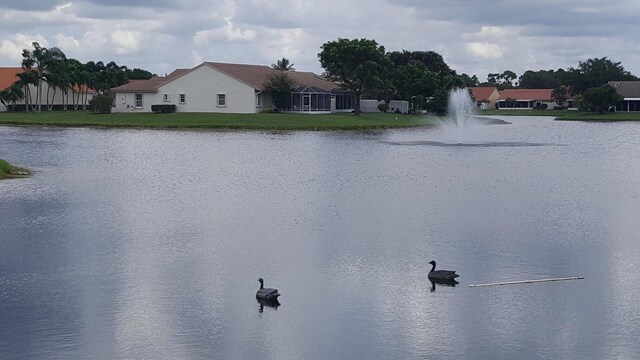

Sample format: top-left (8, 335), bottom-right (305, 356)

top-left (257, 298), bottom-right (281, 313)
top-left (429, 279), bottom-right (459, 292)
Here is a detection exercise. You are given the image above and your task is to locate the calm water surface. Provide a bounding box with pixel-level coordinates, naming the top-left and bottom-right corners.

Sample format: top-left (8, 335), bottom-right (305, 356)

top-left (1, 116), bottom-right (639, 359)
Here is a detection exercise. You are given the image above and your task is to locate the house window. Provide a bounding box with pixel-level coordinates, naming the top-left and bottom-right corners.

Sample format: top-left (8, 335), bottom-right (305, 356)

top-left (163, 93), bottom-right (171, 102)
top-left (179, 94), bottom-right (186, 104)
top-left (256, 93), bottom-right (261, 107)
top-left (135, 93), bottom-right (143, 108)
top-left (217, 94), bottom-right (226, 107)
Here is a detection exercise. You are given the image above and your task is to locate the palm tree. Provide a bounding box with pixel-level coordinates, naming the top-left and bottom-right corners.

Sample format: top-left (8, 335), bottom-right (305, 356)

top-left (21, 42), bottom-right (67, 111)
top-left (16, 71), bottom-right (38, 111)
top-left (0, 83), bottom-right (25, 111)
top-left (271, 57), bottom-right (295, 71)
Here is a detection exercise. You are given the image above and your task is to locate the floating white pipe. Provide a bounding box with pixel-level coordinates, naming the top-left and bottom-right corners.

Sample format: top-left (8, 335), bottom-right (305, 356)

top-left (469, 276), bottom-right (584, 287)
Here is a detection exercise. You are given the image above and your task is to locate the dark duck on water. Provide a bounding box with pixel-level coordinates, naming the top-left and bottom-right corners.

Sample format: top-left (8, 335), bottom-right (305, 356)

top-left (256, 278), bottom-right (280, 301)
top-left (428, 260), bottom-right (459, 282)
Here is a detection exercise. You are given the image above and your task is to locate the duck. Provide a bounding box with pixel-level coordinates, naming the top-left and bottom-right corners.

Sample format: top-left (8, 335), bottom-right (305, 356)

top-left (428, 260), bottom-right (459, 281)
top-left (256, 278), bottom-right (280, 301)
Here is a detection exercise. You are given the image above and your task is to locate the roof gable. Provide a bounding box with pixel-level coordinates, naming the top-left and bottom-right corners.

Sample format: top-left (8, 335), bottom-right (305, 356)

top-left (469, 87), bottom-right (497, 101)
top-left (204, 62), bottom-right (337, 92)
top-left (111, 69), bottom-right (188, 93)
top-left (609, 81), bottom-right (640, 98)
top-left (111, 61), bottom-right (339, 93)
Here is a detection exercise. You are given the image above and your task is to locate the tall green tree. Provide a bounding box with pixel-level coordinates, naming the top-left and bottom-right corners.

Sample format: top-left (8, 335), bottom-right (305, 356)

top-left (388, 50), bottom-right (455, 76)
top-left (263, 71), bottom-right (295, 111)
top-left (458, 73), bottom-right (480, 87)
top-left (518, 69), bottom-right (567, 89)
top-left (318, 38), bottom-right (391, 115)
top-left (0, 83), bottom-right (24, 111)
top-left (487, 70), bottom-right (517, 89)
top-left (15, 71), bottom-right (38, 111)
top-left (567, 57), bottom-right (637, 95)
top-left (21, 42), bottom-right (67, 112)
top-left (551, 86), bottom-right (569, 108)
top-left (271, 57), bottom-right (295, 71)
top-left (579, 85), bottom-right (622, 113)
top-left (428, 75), bottom-right (466, 114)
top-left (125, 68), bottom-right (153, 80)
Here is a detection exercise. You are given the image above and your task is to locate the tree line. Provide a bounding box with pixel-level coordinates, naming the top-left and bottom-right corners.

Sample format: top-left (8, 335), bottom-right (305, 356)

top-left (0, 42), bottom-right (152, 111)
top-left (4, 39), bottom-right (636, 114)
top-left (316, 38), bottom-right (638, 114)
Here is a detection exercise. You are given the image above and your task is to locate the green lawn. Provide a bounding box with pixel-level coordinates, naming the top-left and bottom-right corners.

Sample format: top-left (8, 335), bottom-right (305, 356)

top-left (478, 109), bottom-right (640, 121)
top-left (0, 111), bottom-right (437, 130)
top-left (2, 109), bottom-right (636, 131)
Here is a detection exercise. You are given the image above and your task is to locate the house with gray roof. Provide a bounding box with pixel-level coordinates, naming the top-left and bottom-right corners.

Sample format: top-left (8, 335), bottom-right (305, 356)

top-left (111, 62), bottom-right (354, 114)
top-left (609, 81), bottom-right (640, 112)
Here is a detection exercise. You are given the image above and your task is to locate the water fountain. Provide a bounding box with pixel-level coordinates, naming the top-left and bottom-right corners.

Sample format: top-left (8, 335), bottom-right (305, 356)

top-left (384, 88), bottom-right (559, 147)
top-left (434, 87), bottom-right (488, 144)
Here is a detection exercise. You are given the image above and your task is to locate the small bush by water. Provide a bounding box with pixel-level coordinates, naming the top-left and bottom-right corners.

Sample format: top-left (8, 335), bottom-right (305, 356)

top-left (0, 158), bottom-right (30, 179)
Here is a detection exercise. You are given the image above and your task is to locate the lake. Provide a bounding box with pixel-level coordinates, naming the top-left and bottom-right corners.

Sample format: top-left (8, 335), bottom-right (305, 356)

top-left (1, 116), bottom-right (639, 359)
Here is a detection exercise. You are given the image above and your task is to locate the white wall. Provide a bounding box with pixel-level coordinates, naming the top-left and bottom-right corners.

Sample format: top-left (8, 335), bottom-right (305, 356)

top-left (12, 83), bottom-right (92, 109)
top-left (114, 65), bottom-right (259, 113)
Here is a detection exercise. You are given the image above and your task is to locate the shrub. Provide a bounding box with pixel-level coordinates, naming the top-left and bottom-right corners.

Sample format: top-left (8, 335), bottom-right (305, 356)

top-left (377, 103), bottom-right (388, 112)
top-left (151, 104), bottom-right (177, 113)
top-left (89, 93), bottom-right (114, 114)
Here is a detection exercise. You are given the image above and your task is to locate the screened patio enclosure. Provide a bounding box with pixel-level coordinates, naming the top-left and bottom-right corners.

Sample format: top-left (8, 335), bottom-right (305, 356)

top-left (289, 86), bottom-right (332, 112)
top-left (285, 86), bottom-right (354, 113)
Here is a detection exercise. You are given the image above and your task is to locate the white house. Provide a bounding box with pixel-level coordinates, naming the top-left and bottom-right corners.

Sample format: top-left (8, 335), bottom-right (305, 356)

top-left (111, 62), bottom-right (354, 114)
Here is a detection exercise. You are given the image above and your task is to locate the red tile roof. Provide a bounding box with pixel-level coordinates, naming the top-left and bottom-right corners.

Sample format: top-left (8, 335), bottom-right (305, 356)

top-left (498, 89), bottom-right (553, 101)
top-left (111, 62), bottom-right (339, 93)
top-left (0, 66), bottom-right (93, 93)
top-left (469, 87), bottom-right (497, 101)
top-left (0, 67), bottom-right (22, 90)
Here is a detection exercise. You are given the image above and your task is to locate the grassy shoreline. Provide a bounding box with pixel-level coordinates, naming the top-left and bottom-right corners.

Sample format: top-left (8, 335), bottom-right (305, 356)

top-left (478, 109), bottom-right (640, 121)
top-left (0, 158), bottom-right (30, 179)
top-left (0, 111), bottom-right (438, 131)
top-left (1, 110), bottom-right (636, 132)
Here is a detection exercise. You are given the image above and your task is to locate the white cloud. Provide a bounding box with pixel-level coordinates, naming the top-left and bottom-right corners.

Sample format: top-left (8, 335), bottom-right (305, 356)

top-left (190, 50), bottom-right (203, 67)
top-left (193, 18), bottom-right (256, 45)
top-left (2, 0), bottom-right (640, 78)
top-left (0, 33), bottom-right (49, 63)
top-left (466, 42), bottom-right (503, 59)
top-left (54, 33), bottom-right (81, 52)
top-left (478, 26), bottom-right (509, 38)
top-left (111, 30), bottom-right (140, 54)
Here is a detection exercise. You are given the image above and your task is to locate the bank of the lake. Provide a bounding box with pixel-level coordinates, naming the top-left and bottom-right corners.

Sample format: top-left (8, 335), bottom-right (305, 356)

top-left (479, 109), bottom-right (640, 121)
top-left (0, 111), bottom-right (438, 131)
top-left (0, 158), bottom-right (30, 179)
top-left (2, 110), bottom-right (638, 130)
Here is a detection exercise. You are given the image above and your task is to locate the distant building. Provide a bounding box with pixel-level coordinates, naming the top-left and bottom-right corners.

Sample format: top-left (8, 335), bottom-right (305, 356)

top-left (609, 81), bottom-right (640, 112)
top-left (497, 89), bottom-right (554, 110)
top-left (469, 87), bottom-right (500, 110)
top-left (111, 62), bottom-right (354, 114)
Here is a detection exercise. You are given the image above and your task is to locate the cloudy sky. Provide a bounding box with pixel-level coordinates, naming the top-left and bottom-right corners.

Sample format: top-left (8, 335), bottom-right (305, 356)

top-left (1, 0), bottom-right (639, 81)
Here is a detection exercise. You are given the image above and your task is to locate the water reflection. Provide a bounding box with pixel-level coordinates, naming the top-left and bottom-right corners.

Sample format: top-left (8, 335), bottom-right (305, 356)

top-left (257, 299), bottom-right (281, 313)
top-left (383, 140), bottom-right (564, 147)
top-left (429, 279), bottom-right (459, 292)
top-left (2, 120), bottom-right (640, 359)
